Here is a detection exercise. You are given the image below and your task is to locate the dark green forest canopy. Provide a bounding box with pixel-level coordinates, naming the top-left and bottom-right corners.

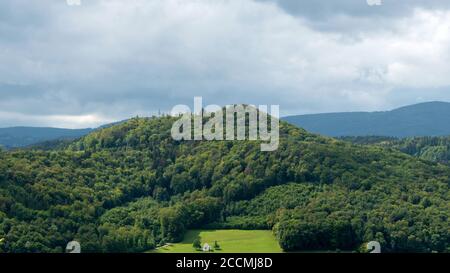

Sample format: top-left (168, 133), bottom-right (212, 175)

top-left (0, 117), bottom-right (449, 253)
top-left (342, 135), bottom-right (450, 166)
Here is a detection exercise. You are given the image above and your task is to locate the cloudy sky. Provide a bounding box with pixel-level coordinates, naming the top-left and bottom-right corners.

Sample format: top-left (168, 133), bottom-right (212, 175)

top-left (1, 0), bottom-right (450, 128)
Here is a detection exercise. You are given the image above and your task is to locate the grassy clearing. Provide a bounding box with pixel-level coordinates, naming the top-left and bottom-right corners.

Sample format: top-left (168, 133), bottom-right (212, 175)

top-left (149, 229), bottom-right (283, 253)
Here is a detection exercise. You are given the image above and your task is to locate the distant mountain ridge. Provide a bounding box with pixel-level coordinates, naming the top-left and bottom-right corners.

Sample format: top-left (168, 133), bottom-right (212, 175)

top-left (0, 127), bottom-right (93, 149)
top-left (283, 101), bottom-right (450, 137)
top-left (0, 119), bottom-right (132, 149)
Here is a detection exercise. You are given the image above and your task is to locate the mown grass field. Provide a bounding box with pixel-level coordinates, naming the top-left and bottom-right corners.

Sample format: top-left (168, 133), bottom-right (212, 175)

top-left (149, 229), bottom-right (283, 253)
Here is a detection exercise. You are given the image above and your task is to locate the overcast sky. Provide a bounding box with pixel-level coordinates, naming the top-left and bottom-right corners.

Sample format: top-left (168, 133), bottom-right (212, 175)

top-left (1, 0), bottom-right (450, 128)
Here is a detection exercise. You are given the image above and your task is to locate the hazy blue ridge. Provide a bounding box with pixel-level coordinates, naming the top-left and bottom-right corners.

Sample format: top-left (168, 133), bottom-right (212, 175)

top-left (0, 127), bottom-right (93, 149)
top-left (283, 101), bottom-right (450, 137)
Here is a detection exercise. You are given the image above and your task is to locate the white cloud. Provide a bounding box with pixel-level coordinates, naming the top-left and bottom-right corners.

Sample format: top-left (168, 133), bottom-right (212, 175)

top-left (0, 111), bottom-right (113, 128)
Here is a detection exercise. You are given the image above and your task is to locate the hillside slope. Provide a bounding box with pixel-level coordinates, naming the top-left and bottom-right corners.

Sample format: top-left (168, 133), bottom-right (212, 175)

top-left (284, 101), bottom-right (450, 137)
top-left (0, 116), bottom-right (449, 253)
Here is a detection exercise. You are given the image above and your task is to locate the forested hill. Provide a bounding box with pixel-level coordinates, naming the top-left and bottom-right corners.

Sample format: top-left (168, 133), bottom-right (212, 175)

top-left (0, 116), bottom-right (449, 253)
top-left (283, 101), bottom-right (450, 137)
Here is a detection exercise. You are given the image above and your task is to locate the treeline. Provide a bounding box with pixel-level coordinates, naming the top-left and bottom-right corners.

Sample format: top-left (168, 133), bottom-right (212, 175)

top-left (0, 117), bottom-right (449, 253)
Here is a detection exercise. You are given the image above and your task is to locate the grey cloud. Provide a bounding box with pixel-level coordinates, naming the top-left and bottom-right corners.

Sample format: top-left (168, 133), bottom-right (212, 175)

top-left (258, 0), bottom-right (450, 18)
top-left (0, 0), bottom-right (450, 127)
top-left (257, 0), bottom-right (450, 33)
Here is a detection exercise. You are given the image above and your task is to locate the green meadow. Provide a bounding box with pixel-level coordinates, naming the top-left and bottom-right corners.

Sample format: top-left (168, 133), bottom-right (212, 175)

top-left (149, 230), bottom-right (283, 253)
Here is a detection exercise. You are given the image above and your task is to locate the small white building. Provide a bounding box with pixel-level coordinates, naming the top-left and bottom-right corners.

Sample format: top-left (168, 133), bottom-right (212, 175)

top-left (202, 243), bottom-right (211, 252)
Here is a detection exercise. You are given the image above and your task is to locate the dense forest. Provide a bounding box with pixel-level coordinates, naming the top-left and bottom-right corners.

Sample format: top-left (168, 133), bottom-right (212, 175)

top-left (341, 136), bottom-right (450, 166)
top-left (0, 116), bottom-right (449, 253)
